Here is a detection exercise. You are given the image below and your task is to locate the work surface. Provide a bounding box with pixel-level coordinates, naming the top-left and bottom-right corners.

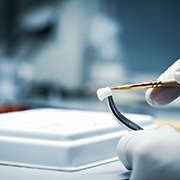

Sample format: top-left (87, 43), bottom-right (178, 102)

top-left (0, 108), bottom-right (155, 179)
top-left (0, 160), bottom-right (129, 180)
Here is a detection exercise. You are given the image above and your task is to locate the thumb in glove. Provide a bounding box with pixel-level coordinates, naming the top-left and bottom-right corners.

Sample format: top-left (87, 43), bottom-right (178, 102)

top-left (117, 125), bottom-right (180, 180)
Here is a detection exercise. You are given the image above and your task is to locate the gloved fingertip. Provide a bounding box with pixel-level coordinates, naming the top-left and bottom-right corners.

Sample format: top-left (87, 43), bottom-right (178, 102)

top-left (145, 89), bottom-right (153, 106)
top-left (174, 68), bottom-right (180, 84)
top-left (117, 138), bottom-right (131, 169)
top-left (117, 132), bottom-right (137, 170)
top-left (145, 89), bottom-right (161, 107)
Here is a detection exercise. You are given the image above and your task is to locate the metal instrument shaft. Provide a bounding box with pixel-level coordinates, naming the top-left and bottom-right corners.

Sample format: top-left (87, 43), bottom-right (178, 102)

top-left (110, 79), bottom-right (179, 91)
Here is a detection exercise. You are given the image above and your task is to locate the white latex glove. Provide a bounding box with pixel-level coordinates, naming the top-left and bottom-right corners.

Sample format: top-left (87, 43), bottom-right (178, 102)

top-left (117, 125), bottom-right (180, 180)
top-left (146, 59), bottom-right (180, 106)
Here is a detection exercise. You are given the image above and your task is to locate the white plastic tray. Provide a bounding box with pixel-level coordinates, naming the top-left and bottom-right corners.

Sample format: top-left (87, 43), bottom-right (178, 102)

top-left (0, 108), bottom-right (155, 171)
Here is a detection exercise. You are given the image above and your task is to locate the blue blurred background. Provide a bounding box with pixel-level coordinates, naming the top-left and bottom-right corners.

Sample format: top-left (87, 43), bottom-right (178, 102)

top-left (0, 0), bottom-right (179, 118)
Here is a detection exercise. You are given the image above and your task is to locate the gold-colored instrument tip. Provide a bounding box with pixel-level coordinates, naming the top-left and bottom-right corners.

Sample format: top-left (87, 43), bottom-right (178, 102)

top-left (110, 79), bottom-right (179, 91)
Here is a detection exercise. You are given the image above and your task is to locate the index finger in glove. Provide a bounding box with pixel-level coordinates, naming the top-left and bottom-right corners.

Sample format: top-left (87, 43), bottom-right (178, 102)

top-left (146, 59), bottom-right (180, 106)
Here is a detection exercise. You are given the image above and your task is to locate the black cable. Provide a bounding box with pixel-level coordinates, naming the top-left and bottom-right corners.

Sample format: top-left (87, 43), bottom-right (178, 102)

top-left (107, 96), bottom-right (143, 131)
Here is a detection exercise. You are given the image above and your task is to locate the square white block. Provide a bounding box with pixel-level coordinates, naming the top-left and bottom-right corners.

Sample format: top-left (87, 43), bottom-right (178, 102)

top-left (0, 108), bottom-right (155, 171)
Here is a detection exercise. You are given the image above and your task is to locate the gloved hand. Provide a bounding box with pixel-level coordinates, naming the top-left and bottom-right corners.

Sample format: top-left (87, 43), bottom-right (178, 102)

top-left (117, 59), bottom-right (180, 180)
top-left (146, 59), bottom-right (180, 106)
top-left (117, 125), bottom-right (180, 180)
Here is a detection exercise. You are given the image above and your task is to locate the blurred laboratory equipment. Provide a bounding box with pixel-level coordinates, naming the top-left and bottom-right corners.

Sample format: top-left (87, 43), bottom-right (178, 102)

top-left (20, 0), bottom-right (126, 95)
top-left (0, 57), bottom-right (33, 106)
top-left (0, 0), bottom-right (126, 105)
top-left (0, 0), bottom-right (179, 113)
top-left (19, 0), bottom-right (96, 92)
top-left (86, 13), bottom-right (125, 88)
